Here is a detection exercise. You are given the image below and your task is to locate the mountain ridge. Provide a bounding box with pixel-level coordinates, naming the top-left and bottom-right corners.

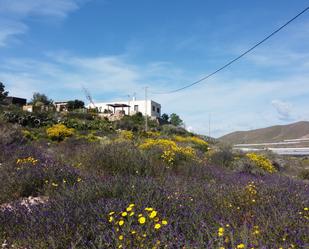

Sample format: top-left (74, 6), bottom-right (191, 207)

top-left (219, 121), bottom-right (309, 144)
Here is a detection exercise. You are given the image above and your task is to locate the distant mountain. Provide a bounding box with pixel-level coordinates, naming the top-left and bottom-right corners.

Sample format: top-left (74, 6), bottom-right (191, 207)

top-left (219, 121), bottom-right (309, 144)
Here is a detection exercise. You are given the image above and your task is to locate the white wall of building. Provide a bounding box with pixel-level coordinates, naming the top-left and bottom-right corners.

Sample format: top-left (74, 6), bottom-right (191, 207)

top-left (88, 99), bottom-right (161, 118)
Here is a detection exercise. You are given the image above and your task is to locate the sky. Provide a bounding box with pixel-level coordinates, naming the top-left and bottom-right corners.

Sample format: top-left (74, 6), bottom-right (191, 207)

top-left (0, 0), bottom-right (309, 137)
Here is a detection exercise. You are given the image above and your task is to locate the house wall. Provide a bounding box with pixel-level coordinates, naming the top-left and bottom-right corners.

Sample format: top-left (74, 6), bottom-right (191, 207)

top-left (88, 100), bottom-right (161, 118)
top-left (150, 100), bottom-right (161, 118)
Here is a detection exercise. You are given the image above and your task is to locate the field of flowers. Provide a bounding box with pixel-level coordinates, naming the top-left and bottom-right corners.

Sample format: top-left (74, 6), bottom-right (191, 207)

top-left (0, 120), bottom-right (308, 249)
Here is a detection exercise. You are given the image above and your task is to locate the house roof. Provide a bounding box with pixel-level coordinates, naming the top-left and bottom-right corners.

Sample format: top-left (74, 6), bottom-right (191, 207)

top-left (107, 103), bottom-right (130, 108)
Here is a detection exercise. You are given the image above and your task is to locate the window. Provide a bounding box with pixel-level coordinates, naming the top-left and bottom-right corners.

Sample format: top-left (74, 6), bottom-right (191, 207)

top-left (134, 105), bottom-right (138, 112)
top-left (152, 105), bottom-right (155, 111)
top-left (157, 108), bottom-right (160, 113)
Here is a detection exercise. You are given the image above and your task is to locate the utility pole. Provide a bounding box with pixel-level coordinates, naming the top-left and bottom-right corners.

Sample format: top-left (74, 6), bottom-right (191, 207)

top-left (208, 113), bottom-right (211, 138)
top-left (127, 94), bottom-right (131, 115)
top-left (145, 87), bottom-right (148, 132)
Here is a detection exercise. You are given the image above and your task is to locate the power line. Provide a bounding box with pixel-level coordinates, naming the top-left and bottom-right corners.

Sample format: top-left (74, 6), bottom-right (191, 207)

top-left (151, 6), bottom-right (309, 95)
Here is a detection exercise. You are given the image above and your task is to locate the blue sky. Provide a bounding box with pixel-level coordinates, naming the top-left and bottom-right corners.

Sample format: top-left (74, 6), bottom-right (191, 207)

top-left (1, 0), bottom-right (309, 137)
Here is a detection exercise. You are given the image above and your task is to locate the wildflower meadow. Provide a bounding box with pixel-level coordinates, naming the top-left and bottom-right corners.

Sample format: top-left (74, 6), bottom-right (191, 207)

top-left (0, 113), bottom-right (308, 249)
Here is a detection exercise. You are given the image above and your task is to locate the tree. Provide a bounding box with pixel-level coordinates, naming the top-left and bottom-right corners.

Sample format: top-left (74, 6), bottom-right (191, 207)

top-left (29, 92), bottom-right (53, 106)
top-left (170, 113), bottom-right (183, 127)
top-left (67, 99), bottom-right (85, 111)
top-left (0, 82), bottom-right (9, 103)
top-left (161, 113), bottom-right (169, 122)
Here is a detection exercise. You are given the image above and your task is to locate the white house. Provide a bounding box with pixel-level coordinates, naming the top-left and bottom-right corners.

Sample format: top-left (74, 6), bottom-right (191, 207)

top-left (88, 98), bottom-right (161, 119)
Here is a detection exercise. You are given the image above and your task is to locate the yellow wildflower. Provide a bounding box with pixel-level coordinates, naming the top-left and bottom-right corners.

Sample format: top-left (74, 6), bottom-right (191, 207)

top-left (138, 216), bottom-right (146, 224)
top-left (218, 227), bottom-right (224, 237)
top-left (119, 235), bottom-right (123, 241)
top-left (118, 220), bottom-right (124, 226)
top-left (154, 223), bottom-right (161, 229)
top-left (149, 210), bottom-right (157, 219)
top-left (246, 153), bottom-right (276, 173)
top-left (162, 220), bottom-right (168, 225)
top-left (237, 244), bottom-right (245, 249)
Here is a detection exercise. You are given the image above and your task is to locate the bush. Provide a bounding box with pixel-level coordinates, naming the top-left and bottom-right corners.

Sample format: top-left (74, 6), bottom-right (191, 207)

top-left (115, 113), bottom-right (158, 132)
top-left (233, 156), bottom-right (267, 175)
top-left (173, 135), bottom-right (209, 152)
top-left (160, 124), bottom-right (190, 136)
top-left (0, 122), bottom-right (24, 146)
top-left (246, 153), bottom-right (276, 173)
top-left (298, 169), bottom-right (309, 180)
top-left (3, 110), bottom-right (56, 127)
top-left (207, 145), bottom-right (234, 168)
top-left (21, 129), bottom-right (42, 141)
top-left (139, 138), bottom-right (196, 166)
top-left (46, 124), bottom-right (74, 141)
top-left (60, 141), bottom-right (156, 176)
top-left (65, 112), bottom-right (94, 120)
top-left (63, 118), bottom-right (112, 132)
top-left (115, 113), bottom-right (144, 131)
top-left (118, 130), bottom-right (134, 140)
top-left (0, 148), bottom-right (81, 204)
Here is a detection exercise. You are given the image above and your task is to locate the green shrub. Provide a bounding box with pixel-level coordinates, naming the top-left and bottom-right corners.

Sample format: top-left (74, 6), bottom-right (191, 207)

top-left (63, 118), bottom-right (112, 132)
top-left (233, 156), bottom-right (268, 175)
top-left (160, 124), bottom-right (191, 136)
top-left (0, 122), bottom-right (24, 146)
top-left (206, 145), bottom-right (234, 168)
top-left (3, 110), bottom-right (56, 127)
top-left (115, 113), bottom-right (158, 132)
top-left (298, 169), bottom-right (309, 180)
top-left (22, 129), bottom-right (41, 141)
top-left (62, 141), bottom-right (156, 176)
top-left (65, 112), bottom-right (95, 120)
top-left (0, 154), bottom-right (81, 204)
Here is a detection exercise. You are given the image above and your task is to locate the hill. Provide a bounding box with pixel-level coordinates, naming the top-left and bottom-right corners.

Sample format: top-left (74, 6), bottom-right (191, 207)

top-left (219, 121), bottom-right (309, 144)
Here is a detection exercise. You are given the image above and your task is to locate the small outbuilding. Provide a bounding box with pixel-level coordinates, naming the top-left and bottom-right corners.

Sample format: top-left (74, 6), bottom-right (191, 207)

top-left (3, 96), bottom-right (27, 106)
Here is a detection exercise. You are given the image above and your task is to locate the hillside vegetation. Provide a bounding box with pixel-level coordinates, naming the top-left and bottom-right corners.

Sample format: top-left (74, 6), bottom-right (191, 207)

top-left (220, 121), bottom-right (309, 144)
top-left (0, 108), bottom-right (308, 249)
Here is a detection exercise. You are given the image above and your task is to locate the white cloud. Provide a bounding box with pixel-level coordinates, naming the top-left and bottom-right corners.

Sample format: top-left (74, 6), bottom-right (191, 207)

top-left (0, 21), bottom-right (27, 46)
top-left (271, 100), bottom-right (293, 121)
top-left (0, 0), bottom-right (80, 17)
top-left (0, 0), bottom-right (87, 46)
top-left (0, 53), bottom-right (172, 101)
